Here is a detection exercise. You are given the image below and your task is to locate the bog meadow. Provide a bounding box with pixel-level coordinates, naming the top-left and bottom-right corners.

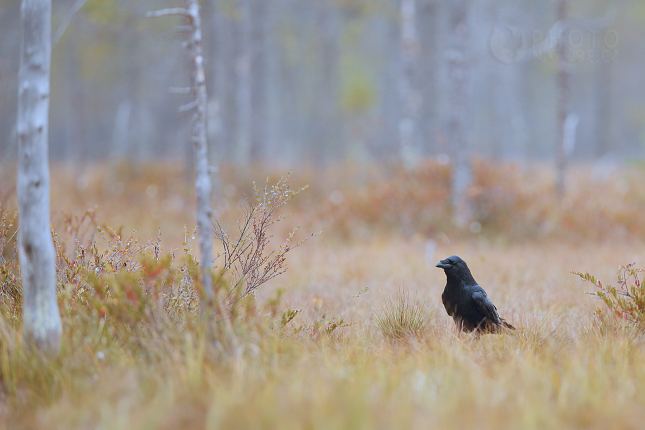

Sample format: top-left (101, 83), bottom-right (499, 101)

top-left (3, 0), bottom-right (645, 429)
top-left (2, 162), bottom-right (645, 429)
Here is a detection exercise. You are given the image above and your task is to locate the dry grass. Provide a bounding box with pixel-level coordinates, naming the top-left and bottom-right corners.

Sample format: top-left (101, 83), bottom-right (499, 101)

top-left (1, 161), bottom-right (645, 429)
top-left (374, 290), bottom-right (434, 340)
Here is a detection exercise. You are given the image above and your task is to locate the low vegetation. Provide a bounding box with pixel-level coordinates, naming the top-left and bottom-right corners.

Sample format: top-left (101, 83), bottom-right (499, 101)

top-left (374, 290), bottom-right (434, 340)
top-left (1, 161), bottom-right (645, 429)
top-left (574, 263), bottom-right (645, 326)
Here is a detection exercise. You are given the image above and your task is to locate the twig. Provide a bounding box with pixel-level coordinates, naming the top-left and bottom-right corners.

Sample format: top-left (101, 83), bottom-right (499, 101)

top-left (169, 87), bottom-right (192, 95)
top-left (146, 8), bottom-right (191, 18)
top-left (1, 226), bottom-right (19, 254)
top-left (53, 0), bottom-right (91, 48)
top-left (331, 288), bottom-right (368, 319)
top-left (178, 101), bottom-right (198, 112)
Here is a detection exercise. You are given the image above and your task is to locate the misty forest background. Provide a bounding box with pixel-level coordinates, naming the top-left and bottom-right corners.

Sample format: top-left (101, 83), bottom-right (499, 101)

top-left (0, 0), bottom-right (642, 172)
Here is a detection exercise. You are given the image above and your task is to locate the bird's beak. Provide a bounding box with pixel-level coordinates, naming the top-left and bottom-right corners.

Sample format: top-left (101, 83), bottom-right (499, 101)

top-left (435, 260), bottom-right (449, 269)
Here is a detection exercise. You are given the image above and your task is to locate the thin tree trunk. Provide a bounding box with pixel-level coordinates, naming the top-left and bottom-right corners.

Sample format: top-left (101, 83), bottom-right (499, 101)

top-left (594, 42), bottom-right (611, 157)
top-left (555, 0), bottom-right (570, 195)
top-left (417, 0), bottom-right (437, 156)
top-left (17, 0), bottom-right (62, 353)
top-left (380, 13), bottom-right (401, 158)
top-left (203, 0), bottom-right (222, 197)
top-left (148, 1), bottom-right (215, 304)
top-left (235, 0), bottom-right (251, 164)
top-left (264, 0), bottom-right (281, 163)
top-left (249, 0), bottom-right (267, 161)
top-left (313, 1), bottom-right (339, 162)
top-left (186, 0), bottom-right (215, 304)
top-left (220, 9), bottom-right (240, 162)
top-left (448, 0), bottom-right (472, 226)
top-left (67, 28), bottom-right (87, 164)
top-left (399, 0), bottom-right (421, 166)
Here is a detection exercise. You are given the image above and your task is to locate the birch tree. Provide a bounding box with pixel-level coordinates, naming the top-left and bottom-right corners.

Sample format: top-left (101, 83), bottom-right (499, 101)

top-left (555, 0), bottom-right (571, 195)
top-left (248, 0), bottom-right (267, 161)
top-left (447, 0), bottom-right (472, 226)
top-left (17, 0), bottom-right (62, 353)
top-left (417, 0), bottom-right (437, 156)
top-left (235, 0), bottom-right (252, 164)
top-left (399, 0), bottom-right (421, 166)
top-left (148, 0), bottom-right (215, 305)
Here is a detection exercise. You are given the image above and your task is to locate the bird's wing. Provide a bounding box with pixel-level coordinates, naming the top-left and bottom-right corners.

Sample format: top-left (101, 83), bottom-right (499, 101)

top-left (471, 288), bottom-right (502, 325)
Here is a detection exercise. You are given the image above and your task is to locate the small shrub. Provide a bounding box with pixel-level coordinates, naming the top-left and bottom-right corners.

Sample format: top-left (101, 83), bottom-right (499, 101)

top-left (573, 263), bottom-right (645, 325)
top-left (213, 173), bottom-right (318, 306)
top-left (374, 291), bottom-right (433, 340)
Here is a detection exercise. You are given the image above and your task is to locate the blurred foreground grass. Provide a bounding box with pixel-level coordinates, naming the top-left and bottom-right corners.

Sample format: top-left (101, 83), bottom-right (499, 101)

top-left (1, 160), bottom-right (645, 429)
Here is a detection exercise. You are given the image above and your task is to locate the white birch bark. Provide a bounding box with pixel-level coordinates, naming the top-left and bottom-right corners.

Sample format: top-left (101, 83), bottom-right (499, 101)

top-left (186, 0), bottom-right (215, 303)
top-left (17, 0), bottom-right (62, 353)
top-left (148, 0), bottom-right (215, 303)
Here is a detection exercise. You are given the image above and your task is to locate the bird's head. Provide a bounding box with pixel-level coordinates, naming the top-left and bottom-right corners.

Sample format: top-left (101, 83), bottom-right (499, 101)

top-left (435, 255), bottom-right (473, 279)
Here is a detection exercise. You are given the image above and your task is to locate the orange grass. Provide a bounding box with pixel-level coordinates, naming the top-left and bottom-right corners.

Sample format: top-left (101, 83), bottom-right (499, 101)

top-left (1, 161), bottom-right (645, 429)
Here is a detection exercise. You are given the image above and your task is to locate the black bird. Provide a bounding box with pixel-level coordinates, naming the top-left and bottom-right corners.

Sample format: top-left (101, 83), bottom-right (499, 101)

top-left (436, 255), bottom-right (515, 333)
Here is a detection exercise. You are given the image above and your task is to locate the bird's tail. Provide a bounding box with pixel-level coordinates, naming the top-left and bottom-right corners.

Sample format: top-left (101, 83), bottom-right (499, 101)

top-left (501, 319), bottom-right (515, 330)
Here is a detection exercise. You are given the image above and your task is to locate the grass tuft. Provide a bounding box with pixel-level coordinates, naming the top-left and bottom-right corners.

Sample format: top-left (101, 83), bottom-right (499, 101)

top-left (374, 290), bottom-right (434, 340)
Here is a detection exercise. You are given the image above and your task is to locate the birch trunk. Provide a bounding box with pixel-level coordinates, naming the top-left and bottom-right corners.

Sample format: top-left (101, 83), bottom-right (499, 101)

top-left (417, 0), bottom-right (437, 156)
top-left (399, 0), bottom-right (421, 166)
top-left (593, 44), bottom-right (612, 157)
top-left (186, 0), bottom-right (215, 303)
top-left (17, 0), bottom-right (62, 353)
top-left (147, 1), bottom-right (215, 304)
top-left (447, 0), bottom-right (472, 227)
top-left (249, 0), bottom-right (267, 161)
top-left (555, 0), bottom-right (570, 195)
top-left (215, 5), bottom-right (239, 161)
top-left (235, 0), bottom-right (251, 164)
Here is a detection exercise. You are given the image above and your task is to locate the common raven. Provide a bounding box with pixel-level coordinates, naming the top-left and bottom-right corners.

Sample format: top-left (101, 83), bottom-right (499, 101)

top-left (436, 255), bottom-right (515, 333)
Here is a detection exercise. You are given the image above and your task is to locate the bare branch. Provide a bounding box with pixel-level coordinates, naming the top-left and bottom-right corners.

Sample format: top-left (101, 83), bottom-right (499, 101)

top-left (178, 101), bottom-right (198, 112)
top-left (146, 8), bottom-right (190, 18)
top-left (168, 87), bottom-right (192, 95)
top-left (53, 0), bottom-right (91, 48)
top-left (1, 226), bottom-right (19, 254)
